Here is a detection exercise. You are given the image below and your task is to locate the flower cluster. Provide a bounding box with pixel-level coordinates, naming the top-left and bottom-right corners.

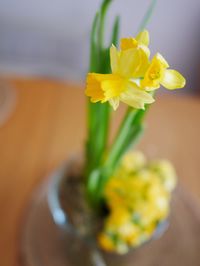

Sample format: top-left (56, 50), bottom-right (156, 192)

top-left (98, 151), bottom-right (176, 254)
top-left (86, 30), bottom-right (185, 110)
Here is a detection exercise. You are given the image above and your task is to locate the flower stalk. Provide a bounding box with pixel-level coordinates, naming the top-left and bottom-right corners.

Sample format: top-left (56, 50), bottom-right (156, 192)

top-left (86, 0), bottom-right (119, 177)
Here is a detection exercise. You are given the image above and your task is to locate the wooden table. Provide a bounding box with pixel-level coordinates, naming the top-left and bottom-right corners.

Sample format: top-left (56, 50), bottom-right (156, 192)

top-left (0, 78), bottom-right (199, 266)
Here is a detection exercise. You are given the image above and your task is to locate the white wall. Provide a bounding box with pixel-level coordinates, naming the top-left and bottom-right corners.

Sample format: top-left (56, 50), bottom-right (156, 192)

top-left (0, 0), bottom-right (199, 92)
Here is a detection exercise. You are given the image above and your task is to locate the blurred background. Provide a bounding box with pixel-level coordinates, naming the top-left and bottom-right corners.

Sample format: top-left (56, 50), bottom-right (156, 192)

top-left (0, 0), bottom-right (199, 92)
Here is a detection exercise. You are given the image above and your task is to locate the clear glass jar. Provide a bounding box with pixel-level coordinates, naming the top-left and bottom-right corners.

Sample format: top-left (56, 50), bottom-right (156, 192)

top-left (47, 158), bottom-right (169, 266)
top-left (21, 157), bottom-right (200, 266)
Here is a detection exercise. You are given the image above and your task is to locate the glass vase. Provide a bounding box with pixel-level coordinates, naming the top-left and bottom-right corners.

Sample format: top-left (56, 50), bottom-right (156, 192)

top-left (21, 158), bottom-right (200, 266)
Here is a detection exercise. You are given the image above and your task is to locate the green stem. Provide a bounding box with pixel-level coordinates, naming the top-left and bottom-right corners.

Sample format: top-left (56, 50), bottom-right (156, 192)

top-left (100, 123), bottom-right (144, 192)
top-left (98, 0), bottom-right (112, 50)
top-left (105, 102), bottom-right (151, 170)
top-left (85, 0), bottom-right (114, 179)
top-left (110, 16), bottom-right (120, 47)
top-left (89, 12), bottom-right (99, 72)
top-left (87, 122), bottom-right (144, 208)
top-left (87, 12), bottom-right (99, 144)
top-left (86, 13), bottom-right (100, 175)
top-left (89, 0), bottom-right (113, 167)
top-left (105, 108), bottom-right (137, 168)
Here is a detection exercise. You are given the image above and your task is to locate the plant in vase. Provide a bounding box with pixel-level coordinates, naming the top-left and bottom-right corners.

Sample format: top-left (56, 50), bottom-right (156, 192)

top-left (44, 1), bottom-right (186, 265)
top-left (82, 0), bottom-right (185, 255)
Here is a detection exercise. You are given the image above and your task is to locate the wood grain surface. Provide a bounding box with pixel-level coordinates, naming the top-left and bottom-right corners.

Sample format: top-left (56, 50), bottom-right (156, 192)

top-left (0, 77), bottom-right (199, 266)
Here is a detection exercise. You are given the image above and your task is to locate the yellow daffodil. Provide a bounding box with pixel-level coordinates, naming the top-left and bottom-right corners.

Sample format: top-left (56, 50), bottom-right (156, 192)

top-left (98, 233), bottom-right (116, 252)
top-left (85, 30), bottom-right (186, 111)
top-left (141, 53), bottom-right (186, 90)
top-left (121, 151), bottom-right (146, 172)
top-left (86, 73), bottom-right (154, 110)
top-left (86, 30), bottom-right (154, 110)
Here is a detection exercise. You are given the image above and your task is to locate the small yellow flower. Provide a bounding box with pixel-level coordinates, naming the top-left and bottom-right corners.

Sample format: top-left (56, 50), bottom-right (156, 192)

top-left (149, 160), bottom-right (177, 192)
top-left (85, 30), bottom-right (154, 110)
top-left (111, 30), bottom-right (150, 79)
top-left (106, 208), bottom-right (131, 228)
top-left (125, 227), bottom-right (141, 246)
top-left (142, 222), bottom-right (157, 238)
top-left (86, 73), bottom-right (126, 103)
top-left (98, 233), bottom-right (116, 252)
top-left (141, 53), bottom-right (186, 90)
top-left (121, 151), bottom-right (146, 172)
top-left (85, 30), bottom-right (186, 110)
top-left (86, 73), bottom-right (154, 110)
top-left (98, 151), bottom-right (176, 253)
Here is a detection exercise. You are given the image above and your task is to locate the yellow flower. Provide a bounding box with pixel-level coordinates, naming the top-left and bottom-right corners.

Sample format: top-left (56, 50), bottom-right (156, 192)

top-left (142, 222), bottom-right (157, 238)
top-left (85, 30), bottom-right (154, 110)
top-left (147, 182), bottom-right (170, 220)
top-left (149, 160), bottom-right (177, 192)
top-left (85, 30), bottom-right (186, 110)
top-left (86, 73), bottom-right (154, 110)
top-left (120, 29), bottom-right (150, 57)
top-left (98, 233), bottom-right (116, 252)
top-left (121, 151), bottom-right (146, 172)
top-left (110, 44), bottom-right (149, 79)
top-left (98, 208), bottom-right (141, 253)
top-left (125, 227), bottom-right (141, 246)
top-left (111, 30), bottom-right (150, 79)
top-left (106, 208), bottom-right (131, 229)
top-left (141, 53), bottom-right (186, 90)
top-left (98, 151), bottom-right (175, 253)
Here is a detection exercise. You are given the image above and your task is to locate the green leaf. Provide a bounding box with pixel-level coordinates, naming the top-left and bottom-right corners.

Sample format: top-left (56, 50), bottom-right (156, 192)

top-left (86, 169), bottom-right (101, 204)
top-left (89, 12), bottom-right (99, 72)
top-left (85, 0), bottom-right (118, 181)
top-left (110, 16), bottom-right (120, 47)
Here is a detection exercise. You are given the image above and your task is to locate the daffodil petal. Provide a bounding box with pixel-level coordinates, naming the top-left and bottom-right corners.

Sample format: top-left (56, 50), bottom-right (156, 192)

top-left (118, 49), bottom-right (141, 78)
top-left (139, 44), bottom-right (150, 58)
top-left (110, 45), bottom-right (119, 74)
top-left (155, 53), bottom-right (169, 68)
top-left (120, 82), bottom-right (155, 109)
top-left (120, 38), bottom-right (138, 50)
top-left (85, 73), bottom-right (106, 102)
top-left (109, 97), bottom-right (120, 110)
top-left (133, 48), bottom-right (150, 78)
top-left (145, 85), bottom-right (160, 92)
top-left (136, 30), bottom-right (149, 46)
top-left (119, 48), bottom-right (149, 78)
top-left (161, 69), bottom-right (186, 90)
